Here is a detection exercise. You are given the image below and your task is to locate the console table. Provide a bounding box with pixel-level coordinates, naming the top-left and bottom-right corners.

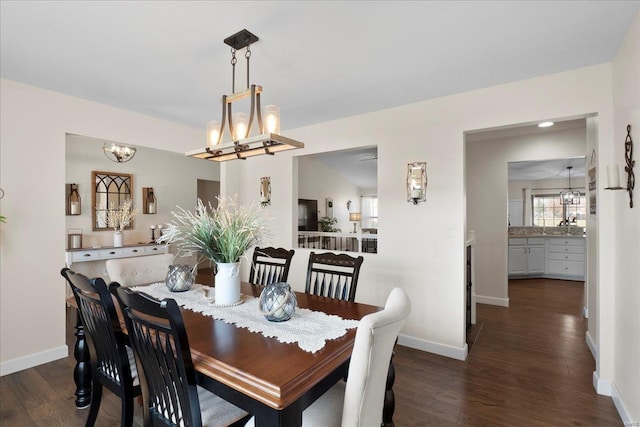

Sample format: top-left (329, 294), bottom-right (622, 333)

top-left (65, 243), bottom-right (168, 267)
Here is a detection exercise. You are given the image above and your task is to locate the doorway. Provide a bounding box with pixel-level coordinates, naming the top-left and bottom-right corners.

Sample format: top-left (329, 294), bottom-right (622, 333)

top-left (465, 116), bottom-right (592, 308)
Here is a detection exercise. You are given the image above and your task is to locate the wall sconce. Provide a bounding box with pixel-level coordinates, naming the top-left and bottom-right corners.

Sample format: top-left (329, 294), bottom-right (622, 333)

top-left (103, 142), bottom-right (137, 163)
top-left (349, 212), bottom-right (361, 233)
top-left (66, 183), bottom-right (81, 215)
top-left (605, 124), bottom-right (635, 208)
top-left (260, 177), bottom-right (271, 206)
top-left (143, 187), bottom-right (157, 214)
top-left (407, 162), bottom-right (427, 205)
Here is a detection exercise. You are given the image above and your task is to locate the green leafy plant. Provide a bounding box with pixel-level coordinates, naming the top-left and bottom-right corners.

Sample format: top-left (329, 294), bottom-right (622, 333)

top-left (159, 197), bottom-right (268, 264)
top-left (318, 216), bottom-right (341, 232)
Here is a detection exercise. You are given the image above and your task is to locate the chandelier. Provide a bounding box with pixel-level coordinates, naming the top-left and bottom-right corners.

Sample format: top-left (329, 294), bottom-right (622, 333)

top-left (103, 142), bottom-right (136, 163)
top-left (186, 29), bottom-right (304, 162)
top-left (560, 166), bottom-right (580, 205)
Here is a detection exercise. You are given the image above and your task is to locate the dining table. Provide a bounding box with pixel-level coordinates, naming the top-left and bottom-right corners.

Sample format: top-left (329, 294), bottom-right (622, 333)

top-left (68, 273), bottom-right (399, 426)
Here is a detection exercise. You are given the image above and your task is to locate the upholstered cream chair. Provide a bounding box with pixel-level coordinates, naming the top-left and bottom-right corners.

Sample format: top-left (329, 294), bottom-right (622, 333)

top-left (246, 287), bottom-right (411, 427)
top-left (106, 253), bottom-right (175, 287)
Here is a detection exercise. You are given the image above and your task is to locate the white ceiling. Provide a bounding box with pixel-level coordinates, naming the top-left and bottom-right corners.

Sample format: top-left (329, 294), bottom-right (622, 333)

top-left (1, 1), bottom-right (638, 133)
top-left (311, 146), bottom-right (378, 189)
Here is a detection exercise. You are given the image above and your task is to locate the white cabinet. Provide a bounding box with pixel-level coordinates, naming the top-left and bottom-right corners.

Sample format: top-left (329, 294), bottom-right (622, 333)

top-left (66, 243), bottom-right (168, 267)
top-left (508, 237), bottom-right (545, 276)
top-left (545, 237), bottom-right (585, 280)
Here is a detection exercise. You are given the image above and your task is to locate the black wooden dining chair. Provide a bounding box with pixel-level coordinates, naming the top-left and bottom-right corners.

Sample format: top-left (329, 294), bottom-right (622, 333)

top-left (248, 246), bottom-right (295, 286)
top-left (304, 251), bottom-right (364, 302)
top-left (114, 285), bottom-right (251, 427)
top-left (60, 268), bottom-right (141, 427)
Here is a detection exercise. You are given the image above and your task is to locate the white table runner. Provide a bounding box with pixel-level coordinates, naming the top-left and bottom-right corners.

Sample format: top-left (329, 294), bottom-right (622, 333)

top-left (131, 283), bottom-right (359, 353)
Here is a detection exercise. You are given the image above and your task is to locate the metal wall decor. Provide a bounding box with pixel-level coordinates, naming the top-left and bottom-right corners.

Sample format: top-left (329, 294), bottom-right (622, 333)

top-left (260, 177), bottom-right (271, 206)
top-left (624, 124), bottom-right (635, 208)
top-left (407, 162), bottom-right (427, 205)
top-left (605, 124), bottom-right (635, 208)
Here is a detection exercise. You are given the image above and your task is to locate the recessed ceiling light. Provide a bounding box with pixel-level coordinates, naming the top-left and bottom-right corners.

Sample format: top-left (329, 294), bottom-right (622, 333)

top-left (538, 121), bottom-right (554, 128)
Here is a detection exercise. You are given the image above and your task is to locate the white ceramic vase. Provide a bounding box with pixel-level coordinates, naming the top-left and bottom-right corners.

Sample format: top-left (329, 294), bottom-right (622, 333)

top-left (215, 262), bottom-right (241, 304)
top-left (113, 231), bottom-right (124, 247)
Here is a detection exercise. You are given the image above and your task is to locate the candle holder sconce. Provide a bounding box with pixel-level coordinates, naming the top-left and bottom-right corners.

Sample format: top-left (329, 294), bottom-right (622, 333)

top-left (143, 187), bottom-right (157, 214)
top-left (260, 177), bottom-right (271, 206)
top-left (407, 162), bottom-right (427, 205)
top-left (66, 183), bottom-right (81, 216)
top-left (605, 125), bottom-right (635, 208)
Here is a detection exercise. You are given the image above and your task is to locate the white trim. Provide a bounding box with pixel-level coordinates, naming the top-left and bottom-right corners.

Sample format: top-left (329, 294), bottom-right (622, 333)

top-left (1, 345), bottom-right (68, 376)
top-left (398, 333), bottom-right (467, 361)
top-left (612, 383), bottom-right (637, 427)
top-left (586, 331), bottom-right (597, 361)
top-left (592, 370), bottom-right (613, 396)
top-left (582, 305), bottom-right (588, 318)
top-left (475, 295), bottom-right (510, 307)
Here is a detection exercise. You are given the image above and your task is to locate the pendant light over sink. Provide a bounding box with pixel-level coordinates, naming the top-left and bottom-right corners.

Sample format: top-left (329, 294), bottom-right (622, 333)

top-left (560, 166), bottom-right (580, 205)
top-left (186, 29), bottom-right (304, 162)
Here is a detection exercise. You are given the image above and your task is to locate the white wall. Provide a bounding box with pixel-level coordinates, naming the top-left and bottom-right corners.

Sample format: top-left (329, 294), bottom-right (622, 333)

top-left (298, 155), bottom-right (361, 232)
top-left (221, 63), bottom-right (616, 362)
top-left (466, 128), bottom-right (587, 305)
top-left (0, 78), bottom-right (205, 375)
top-left (610, 12), bottom-right (640, 424)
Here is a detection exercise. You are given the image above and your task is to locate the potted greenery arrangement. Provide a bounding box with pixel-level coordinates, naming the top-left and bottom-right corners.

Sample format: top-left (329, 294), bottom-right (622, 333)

top-left (159, 197), bottom-right (267, 305)
top-left (318, 216), bottom-right (341, 232)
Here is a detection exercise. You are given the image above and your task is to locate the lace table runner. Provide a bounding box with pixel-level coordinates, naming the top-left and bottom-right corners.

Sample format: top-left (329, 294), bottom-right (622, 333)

top-left (131, 283), bottom-right (359, 353)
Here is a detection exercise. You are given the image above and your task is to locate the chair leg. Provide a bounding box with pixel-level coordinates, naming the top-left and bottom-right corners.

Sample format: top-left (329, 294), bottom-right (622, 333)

top-left (121, 394), bottom-right (134, 427)
top-left (85, 380), bottom-right (102, 427)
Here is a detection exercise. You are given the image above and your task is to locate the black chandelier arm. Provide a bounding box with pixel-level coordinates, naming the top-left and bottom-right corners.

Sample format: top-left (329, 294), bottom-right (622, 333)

top-left (625, 124), bottom-right (635, 208)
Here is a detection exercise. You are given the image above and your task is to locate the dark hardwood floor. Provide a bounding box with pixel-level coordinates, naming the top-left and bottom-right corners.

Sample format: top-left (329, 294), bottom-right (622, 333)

top-left (393, 279), bottom-right (621, 426)
top-left (0, 279), bottom-right (621, 426)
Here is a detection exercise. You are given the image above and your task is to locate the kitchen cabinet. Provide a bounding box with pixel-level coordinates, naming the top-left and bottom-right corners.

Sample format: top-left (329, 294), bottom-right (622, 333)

top-left (546, 237), bottom-right (585, 280)
top-left (508, 237), bottom-right (545, 276)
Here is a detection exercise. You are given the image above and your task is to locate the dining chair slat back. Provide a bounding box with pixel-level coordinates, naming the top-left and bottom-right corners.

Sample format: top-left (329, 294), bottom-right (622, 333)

top-left (60, 268), bottom-right (140, 427)
top-left (248, 247), bottom-right (295, 286)
top-left (114, 285), bottom-right (250, 427)
top-left (305, 252), bottom-right (364, 302)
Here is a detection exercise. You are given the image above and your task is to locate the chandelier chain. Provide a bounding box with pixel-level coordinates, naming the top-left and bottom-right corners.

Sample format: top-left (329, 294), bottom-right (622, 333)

top-left (230, 47), bottom-right (237, 93)
top-left (245, 44), bottom-right (251, 89)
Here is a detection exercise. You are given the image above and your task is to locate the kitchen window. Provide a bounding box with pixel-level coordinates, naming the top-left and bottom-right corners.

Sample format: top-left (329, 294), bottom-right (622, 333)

top-left (532, 194), bottom-right (586, 227)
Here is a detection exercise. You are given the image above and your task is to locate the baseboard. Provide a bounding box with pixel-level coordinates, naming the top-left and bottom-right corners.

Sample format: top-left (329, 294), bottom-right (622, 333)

top-left (585, 331), bottom-right (597, 361)
top-left (592, 370), bottom-right (612, 396)
top-left (398, 334), bottom-right (467, 361)
top-left (475, 294), bottom-right (509, 307)
top-left (612, 383), bottom-right (637, 427)
top-left (0, 345), bottom-right (68, 376)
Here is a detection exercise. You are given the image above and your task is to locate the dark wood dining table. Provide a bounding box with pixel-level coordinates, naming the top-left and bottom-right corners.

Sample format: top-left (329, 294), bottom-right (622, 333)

top-left (69, 274), bottom-right (397, 426)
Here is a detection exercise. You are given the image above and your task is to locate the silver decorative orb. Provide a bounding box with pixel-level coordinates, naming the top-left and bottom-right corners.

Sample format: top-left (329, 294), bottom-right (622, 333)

top-left (259, 282), bottom-right (297, 322)
top-left (165, 265), bottom-right (194, 292)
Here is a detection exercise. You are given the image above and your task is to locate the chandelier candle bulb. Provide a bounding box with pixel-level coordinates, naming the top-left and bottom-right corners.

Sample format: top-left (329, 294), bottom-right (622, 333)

top-left (607, 164), bottom-right (621, 188)
top-left (264, 105), bottom-right (280, 134)
top-left (232, 112), bottom-right (249, 140)
top-left (207, 121), bottom-right (222, 146)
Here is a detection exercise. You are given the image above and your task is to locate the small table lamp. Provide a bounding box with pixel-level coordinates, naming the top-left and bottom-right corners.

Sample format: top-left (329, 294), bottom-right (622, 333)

top-left (349, 212), bottom-right (361, 233)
